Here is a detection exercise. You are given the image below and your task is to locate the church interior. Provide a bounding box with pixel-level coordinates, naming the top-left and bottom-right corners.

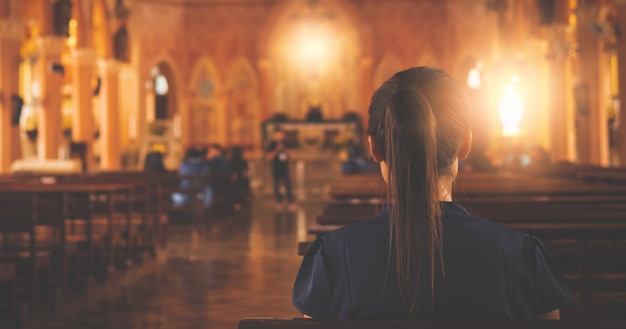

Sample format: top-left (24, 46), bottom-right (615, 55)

top-left (1, 0), bottom-right (626, 328)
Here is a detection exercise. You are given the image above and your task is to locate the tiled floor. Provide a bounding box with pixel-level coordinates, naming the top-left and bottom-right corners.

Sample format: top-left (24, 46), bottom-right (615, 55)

top-left (19, 160), bottom-right (337, 329)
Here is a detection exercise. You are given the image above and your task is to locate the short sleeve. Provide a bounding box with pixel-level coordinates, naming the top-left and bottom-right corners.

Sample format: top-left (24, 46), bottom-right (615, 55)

top-left (529, 236), bottom-right (570, 315)
top-left (292, 239), bottom-right (332, 318)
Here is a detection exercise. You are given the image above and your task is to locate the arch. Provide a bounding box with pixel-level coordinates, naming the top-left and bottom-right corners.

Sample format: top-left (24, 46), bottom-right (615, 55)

top-left (226, 57), bottom-right (260, 147)
top-left (188, 57), bottom-right (223, 145)
top-left (261, 0), bottom-right (365, 119)
top-left (189, 57), bottom-right (222, 98)
top-left (150, 62), bottom-right (178, 120)
top-left (144, 54), bottom-right (184, 104)
top-left (372, 54), bottom-right (403, 89)
top-left (258, 0), bottom-right (372, 59)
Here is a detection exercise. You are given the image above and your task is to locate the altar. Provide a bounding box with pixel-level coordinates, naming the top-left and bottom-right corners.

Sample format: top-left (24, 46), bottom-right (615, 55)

top-left (262, 120), bottom-right (363, 160)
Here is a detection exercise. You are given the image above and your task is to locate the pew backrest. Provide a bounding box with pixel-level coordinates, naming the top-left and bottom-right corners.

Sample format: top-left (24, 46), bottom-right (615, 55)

top-left (238, 318), bottom-right (626, 329)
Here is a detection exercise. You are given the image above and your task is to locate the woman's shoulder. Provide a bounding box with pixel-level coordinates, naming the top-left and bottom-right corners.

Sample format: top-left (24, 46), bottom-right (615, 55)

top-left (443, 202), bottom-right (535, 251)
top-left (323, 209), bottom-right (389, 241)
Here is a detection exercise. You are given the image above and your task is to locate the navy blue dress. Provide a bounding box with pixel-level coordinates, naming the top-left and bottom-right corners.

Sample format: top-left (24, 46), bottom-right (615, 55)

top-left (293, 202), bottom-right (570, 319)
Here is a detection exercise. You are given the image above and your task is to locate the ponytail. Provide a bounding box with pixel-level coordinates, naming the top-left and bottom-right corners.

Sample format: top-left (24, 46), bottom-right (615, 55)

top-left (368, 67), bottom-right (470, 318)
top-left (385, 89), bottom-right (443, 317)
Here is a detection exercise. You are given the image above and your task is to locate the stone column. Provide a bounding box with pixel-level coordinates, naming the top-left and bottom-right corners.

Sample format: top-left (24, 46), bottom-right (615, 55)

top-left (35, 36), bottom-right (65, 160)
top-left (98, 59), bottom-right (121, 170)
top-left (360, 57), bottom-right (373, 117)
top-left (257, 58), bottom-right (272, 121)
top-left (71, 48), bottom-right (96, 170)
top-left (545, 25), bottom-right (572, 163)
top-left (576, 8), bottom-right (606, 165)
top-left (548, 59), bottom-right (570, 162)
top-left (0, 19), bottom-right (22, 172)
top-left (360, 56), bottom-right (373, 148)
top-left (616, 2), bottom-right (626, 166)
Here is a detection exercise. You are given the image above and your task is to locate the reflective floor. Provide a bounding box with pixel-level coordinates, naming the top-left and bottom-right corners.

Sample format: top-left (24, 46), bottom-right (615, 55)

top-left (21, 160), bottom-right (337, 329)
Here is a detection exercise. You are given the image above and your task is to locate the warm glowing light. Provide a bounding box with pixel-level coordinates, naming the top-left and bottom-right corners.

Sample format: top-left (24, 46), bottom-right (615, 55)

top-left (32, 81), bottom-right (40, 99)
top-left (467, 68), bottom-right (481, 89)
top-left (299, 33), bottom-right (328, 62)
top-left (155, 75), bottom-right (169, 95)
top-left (290, 24), bottom-right (334, 70)
top-left (68, 19), bottom-right (77, 48)
top-left (467, 62), bottom-right (483, 90)
top-left (498, 78), bottom-right (523, 137)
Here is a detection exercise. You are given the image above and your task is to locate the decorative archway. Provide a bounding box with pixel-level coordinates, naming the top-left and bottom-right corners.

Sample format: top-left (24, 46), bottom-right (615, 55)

top-left (150, 62), bottom-right (177, 121)
top-left (188, 58), bottom-right (222, 145)
top-left (263, 0), bottom-right (364, 119)
top-left (226, 57), bottom-right (259, 148)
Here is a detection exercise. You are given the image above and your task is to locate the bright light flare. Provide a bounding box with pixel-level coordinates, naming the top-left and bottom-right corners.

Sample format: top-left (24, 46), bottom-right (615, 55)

top-left (290, 24), bottom-right (333, 70)
top-left (467, 68), bottom-right (481, 89)
top-left (498, 78), bottom-right (523, 137)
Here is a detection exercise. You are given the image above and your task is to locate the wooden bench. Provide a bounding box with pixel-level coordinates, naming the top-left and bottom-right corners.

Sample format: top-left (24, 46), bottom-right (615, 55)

top-left (304, 169), bottom-right (626, 316)
top-left (238, 318), bottom-right (626, 328)
top-left (0, 263), bottom-right (16, 325)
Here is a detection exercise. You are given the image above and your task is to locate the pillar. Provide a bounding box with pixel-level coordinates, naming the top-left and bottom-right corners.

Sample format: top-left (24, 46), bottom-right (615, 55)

top-left (548, 58), bottom-right (570, 162)
top-left (98, 59), bottom-right (121, 170)
top-left (360, 56), bottom-right (373, 148)
top-left (71, 48), bottom-right (96, 169)
top-left (616, 2), bottom-right (626, 166)
top-left (576, 3), bottom-right (608, 165)
top-left (257, 58), bottom-right (272, 121)
top-left (35, 36), bottom-right (65, 160)
top-left (0, 19), bottom-right (22, 172)
top-left (360, 57), bottom-right (373, 116)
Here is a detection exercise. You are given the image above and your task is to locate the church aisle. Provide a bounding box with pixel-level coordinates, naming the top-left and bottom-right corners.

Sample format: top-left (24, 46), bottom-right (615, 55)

top-left (21, 197), bottom-right (323, 329)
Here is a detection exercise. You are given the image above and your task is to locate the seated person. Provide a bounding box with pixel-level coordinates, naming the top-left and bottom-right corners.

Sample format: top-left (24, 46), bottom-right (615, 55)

top-left (143, 151), bottom-right (167, 173)
top-left (293, 67), bottom-right (569, 319)
top-left (172, 147), bottom-right (212, 209)
top-left (341, 140), bottom-right (372, 174)
top-left (206, 144), bottom-right (231, 201)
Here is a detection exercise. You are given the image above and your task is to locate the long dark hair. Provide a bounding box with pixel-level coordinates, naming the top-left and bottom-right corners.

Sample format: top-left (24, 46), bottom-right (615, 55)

top-left (367, 67), bottom-right (470, 317)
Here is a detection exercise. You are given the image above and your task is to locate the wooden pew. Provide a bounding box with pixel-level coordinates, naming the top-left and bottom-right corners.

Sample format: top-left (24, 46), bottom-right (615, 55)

top-left (296, 240), bottom-right (626, 317)
top-left (306, 169), bottom-right (626, 316)
top-left (0, 193), bottom-right (54, 312)
top-left (0, 263), bottom-right (16, 325)
top-left (238, 318), bottom-right (626, 328)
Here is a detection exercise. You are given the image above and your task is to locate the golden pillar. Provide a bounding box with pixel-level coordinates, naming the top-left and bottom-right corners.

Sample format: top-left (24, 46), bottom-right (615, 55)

top-left (576, 9), bottom-right (606, 165)
top-left (616, 2), bottom-right (626, 165)
top-left (0, 19), bottom-right (22, 172)
top-left (547, 58), bottom-right (570, 162)
top-left (35, 36), bottom-right (65, 160)
top-left (71, 48), bottom-right (96, 169)
top-left (98, 59), bottom-right (121, 170)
